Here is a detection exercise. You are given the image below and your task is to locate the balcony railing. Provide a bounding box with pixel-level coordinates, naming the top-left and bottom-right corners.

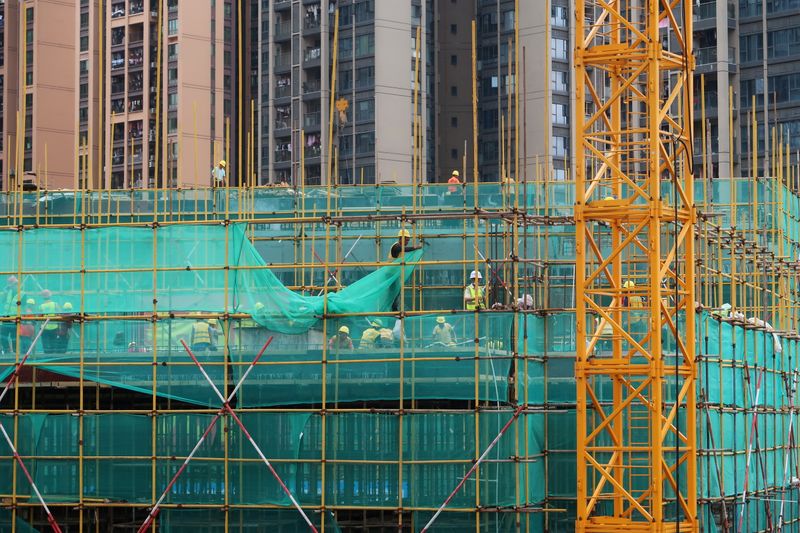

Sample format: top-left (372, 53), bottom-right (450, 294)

top-left (275, 20), bottom-right (291, 38)
top-left (274, 150), bottom-right (292, 163)
top-left (274, 53), bottom-right (291, 68)
top-left (304, 113), bottom-right (320, 128)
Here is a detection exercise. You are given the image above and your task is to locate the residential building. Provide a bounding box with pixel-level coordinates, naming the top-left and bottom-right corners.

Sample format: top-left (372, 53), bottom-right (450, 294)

top-left (1, 0), bottom-right (76, 190)
top-left (256, 0), bottom-right (433, 185)
top-left (738, 0), bottom-right (800, 176)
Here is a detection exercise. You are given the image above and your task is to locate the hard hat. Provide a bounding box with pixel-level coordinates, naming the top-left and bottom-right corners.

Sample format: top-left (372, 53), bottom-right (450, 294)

top-left (397, 229), bottom-right (411, 238)
top-left (6, 276), bottom-right (18, 284)
top-left (371, 319), bottom-right (383, 328)
top-left (452, 170), bottom-right (460, 177)
top-left (63, 302), bottom-right (73, 311)
top-left (254, 302), bottom-right (265, 311)
top-left (338, 325), bottom-right (349, 334)
top-left (469, 270), bottom-right (483, 280)
top-left (26, 298), bottom-right (35, 306)
top-left (622, 280), bottom-right (635, 289)
top-left (602, 196), bottom-right (615, 201)
top-left (40, 289), bottom-right (52, 299)
top-left (436, 316), bottom-right (446, 324)
top-left (219, 160), bottom-right (227, 168)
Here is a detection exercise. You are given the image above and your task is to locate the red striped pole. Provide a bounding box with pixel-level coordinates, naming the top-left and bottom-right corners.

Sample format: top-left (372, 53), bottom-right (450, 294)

top-left (420, 405), bottom-right (524, 533)
top-left (0, 423), bottom-right (63, 532)
top-left (137, 338), bottom-right (274, 533)
top-left (180, 338), bottom-right (318, 532)
top-left (0, 319), bottom-right (50, 405)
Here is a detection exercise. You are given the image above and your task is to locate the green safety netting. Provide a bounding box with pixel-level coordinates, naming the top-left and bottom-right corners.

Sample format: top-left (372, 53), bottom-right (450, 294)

top-left (0, 511), bottom-right (39, 533)
top-left (0, 410), bottom-right (544, 509)
top-left (0, 312), bottom-right (539, 407)
top-left (0, 223), bottom-right (422, 334)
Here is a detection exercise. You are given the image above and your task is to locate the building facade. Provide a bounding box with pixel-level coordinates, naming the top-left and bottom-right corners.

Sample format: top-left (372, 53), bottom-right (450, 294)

top-left (1, 0), bottom-right (76, 190)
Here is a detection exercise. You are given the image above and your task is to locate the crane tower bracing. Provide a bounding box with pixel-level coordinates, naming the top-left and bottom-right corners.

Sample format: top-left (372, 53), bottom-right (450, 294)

top-left (574, 0), bottom-right (697, 531)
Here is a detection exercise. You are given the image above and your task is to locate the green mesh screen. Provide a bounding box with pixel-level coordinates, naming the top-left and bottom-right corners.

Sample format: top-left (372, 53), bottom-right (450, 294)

top-left (0, 410), bottom-right (542, 508)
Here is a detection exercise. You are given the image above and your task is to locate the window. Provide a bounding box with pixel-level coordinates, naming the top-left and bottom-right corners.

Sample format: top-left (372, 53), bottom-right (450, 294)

top-left (451, 148), bottom-right (458, 159)
top-left (168, 68), bottom-right (178, 83)
top-left (168, 43), bottom-right (178, 60)
top-left (450, 54), bottom-right (458, 65)
top-left (451, 86), bottom-right (458, 96)
top-left (355, 99), bottom-right (374, 121)
top-left (26, 29), bottom-right (33, 43)
top-left (25, 72), bottom-right (33, 86)
top-left (551, 103), bottom-right (568, 124)
top-left (551, 5), bottom-right (568, 28)
top-left (356, 66), bottom-right (374, 88)
top-left (26, 7), bottom-right (33, 22)
top-left (168, 117), bottom-right (177, 133)
top-left (80, 59), bottom-right (88, 74)
top-left (551, 70), bottom-right (568, 92)
top-left (80, 83), bottom-right (89, 99)
top-left (168, 93), bottom-right (178, 109)
top-left (79, 107), bottom-right (89, 123)
top-left (339, 37), bottom-right (352, 58)
top-left (111, 27), bottom-right (125, 45)
top-left (355, 33), bottom-right (374, 56)
top-left (168, 18), bottom-right (178, 35)
top-left (354, 0), bottom-right (374, 22)
top-left (80, 12), bottom-right (89, 28)
top-left (338, 70), bottom-right (352, 91)
top-left (551, 136), bottom-right (568, 156)
top-left (355, 131), bottom-right (374, 154)
top-left (26, 50), bottom-right (33, 66)
top-left (502, 10), bottom-right (515, 31)
top-left (450, 24), bottom-right (457, 34)
top-left (551, 38), bottom-right (568, 60)
top-left (451, 116), bottom-right (458, 128)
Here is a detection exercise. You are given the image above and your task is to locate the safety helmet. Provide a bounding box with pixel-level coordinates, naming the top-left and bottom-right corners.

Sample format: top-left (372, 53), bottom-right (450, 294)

top-left (40, 289), bottom-right (52, 299)
top-left (469, 270), bottom-right (483, 280)
top-left (452, 170), bottom-right (460, 177)
top-left (254, 302), bottom-right (265, 311)
top-left (338, 325), bottom-right (349, 334)
top-left (622, 280), bottom-right (635, 289)
top-left (219, 160), bottom-right (227, 168)
top-left (436, 316), bottom-right (446, 324)
top-left (6, 276), bottom-right (18, 285)
top-left (397, 229), bottom-right (411, 238)
top-left (26, 298), bottom-right (35, 306)
top-left (63, 302), bottom-right (73, 311)
top-left (371, 319), bottom-right (383, 328)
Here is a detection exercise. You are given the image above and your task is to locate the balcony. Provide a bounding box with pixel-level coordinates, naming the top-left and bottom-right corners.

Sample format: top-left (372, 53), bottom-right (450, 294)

top-left (274, 149), bottom-right (292, 163)
top-left (274, 20), bottom-right (291, 39)
top-left (303, 112), bottom-right (320, 128)
top-left (695, 46), bottom-right (717, 65)
top-left (303, 79), bottom-right (321, 93)
top-left (274, 53), bottom-right (291, 69)
top-left (130, 1), bottom-right (144, 15)
top-left (274, 119), bottom-right (290, 130)
top-left (275, 84), bottom-right (291, 99)
top-left (305, 144), bottom-right (321, 158)
top-left (304, 47), bottom-right (321, 64)
top-left (111, 3), bottom-right (125, 18)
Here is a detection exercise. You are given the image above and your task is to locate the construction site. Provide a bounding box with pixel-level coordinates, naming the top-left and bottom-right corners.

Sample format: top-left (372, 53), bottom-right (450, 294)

top-left (0, 0), bottom-right (799, 532)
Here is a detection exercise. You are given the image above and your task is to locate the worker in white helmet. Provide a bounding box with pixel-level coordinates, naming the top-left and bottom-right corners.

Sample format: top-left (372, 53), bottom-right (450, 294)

top-left (464, 270), bottom-right (486, 311)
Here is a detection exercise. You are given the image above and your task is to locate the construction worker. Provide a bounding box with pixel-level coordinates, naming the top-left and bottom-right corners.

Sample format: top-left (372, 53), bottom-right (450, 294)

top-left (622, 280), bottom-right (644, 308)
top-left (447, 170), bottom-right (461, 194)
top-left (390, 228), bottom-right (422, 259)
top-left (390, 229), bottom-right (422, 312)
top-left (359, 320), bottom-right (382, 349)
top-left (328, 325), bottom-right (354, 351)
top-left (38, 290), bottom-right (60, 354)
top-left (18, 298), bottom-right (36, 355)
top-left (1, 276), bottom-right (18, 354)
top-left (191, 317), bottom-right (215, 352)
top-left (432, 316), bottom-right (457, 345)
top-left (464, 271), bottom-right (486, 311)
top-left (56, 301), bottom-right (76, 352)
top-left (375, 323), bottom-right (395, 348)
top-left (212, 160), bottom-right (227, 187)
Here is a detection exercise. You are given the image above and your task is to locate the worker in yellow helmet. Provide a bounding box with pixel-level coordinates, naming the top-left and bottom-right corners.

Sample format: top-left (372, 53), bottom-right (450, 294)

top-left (464, 271), bottom-right (486, 311)
top-left (359, 320), bottom-right (383, 349)
top-left (55, 301), bottom-right (76, 352)
top-left (328, 325), bottom-right (353, 351)
top-left (432, 316), bottom-right (457, 345)
top-left (447, 169), bottom-right (461, 194)
top-left (212, 160), bottom-right (227, 187)
top-left (390, 228), bottom-right (422, 260)
top-left (38, 289), bottom-right (60, 354)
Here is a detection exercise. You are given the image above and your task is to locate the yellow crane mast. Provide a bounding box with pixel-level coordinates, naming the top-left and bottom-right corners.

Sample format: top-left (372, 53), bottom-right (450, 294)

top-left (574, 0), bottom-right (697, 531)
